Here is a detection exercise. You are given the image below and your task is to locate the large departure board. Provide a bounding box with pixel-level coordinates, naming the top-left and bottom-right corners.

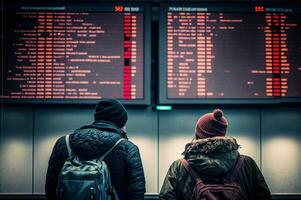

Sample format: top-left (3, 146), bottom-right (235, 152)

top-left (159, 4), bottom-right (301, 104)
top-left (1, 2), bottom-right (151, 104)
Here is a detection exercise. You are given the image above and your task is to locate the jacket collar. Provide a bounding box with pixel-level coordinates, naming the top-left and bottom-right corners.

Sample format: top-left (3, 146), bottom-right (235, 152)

top-left (79, 120), bottom-right (127, 139)
top-left (183, 136), bottom-right (240, 177)
top-left (70, 121), bottom-right (127, 159)
top-left (183, 136), bottom-right (239, 156)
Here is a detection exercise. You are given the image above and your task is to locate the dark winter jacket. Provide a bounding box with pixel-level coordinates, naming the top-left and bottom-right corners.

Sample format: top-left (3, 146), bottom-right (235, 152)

top-left (160, 136), bottom-right (271, 200)
top-left (45, 121), bottom-right (145, 200)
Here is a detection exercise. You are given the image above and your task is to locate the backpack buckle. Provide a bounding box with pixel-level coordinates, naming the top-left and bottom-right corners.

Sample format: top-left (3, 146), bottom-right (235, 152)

top-left (90, 187), bottom-right (96, 200)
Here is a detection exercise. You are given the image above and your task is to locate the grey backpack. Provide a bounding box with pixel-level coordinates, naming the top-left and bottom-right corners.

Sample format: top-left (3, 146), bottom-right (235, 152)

top-left (56, 134), bottom-right (125, 200)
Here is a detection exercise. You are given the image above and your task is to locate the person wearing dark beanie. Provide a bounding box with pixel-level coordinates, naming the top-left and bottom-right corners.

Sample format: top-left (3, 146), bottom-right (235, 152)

top-left (160, 109), bottom-right (271, 200)
top-left (94, 98), bottom-right (128, 128)
top-left (46, 99), bottom-right (145, 200)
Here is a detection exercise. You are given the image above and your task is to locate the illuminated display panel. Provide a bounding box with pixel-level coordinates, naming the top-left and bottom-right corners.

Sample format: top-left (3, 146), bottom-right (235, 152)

top-left (159, 4), bottom-right (301, 104)
top-left (1, 2), bottom-right (151, 104)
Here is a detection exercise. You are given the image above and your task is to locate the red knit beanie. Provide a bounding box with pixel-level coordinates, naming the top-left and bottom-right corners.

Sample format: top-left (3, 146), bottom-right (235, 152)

top-left (195, 109), bottom-right (228, 138)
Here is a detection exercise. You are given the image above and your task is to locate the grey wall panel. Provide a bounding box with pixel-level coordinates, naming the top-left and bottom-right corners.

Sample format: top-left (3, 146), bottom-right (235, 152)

top-left (0, 106), bottom-right (33, 194)
top-left (158, 108), bottom-right (261, 190)
top-left (226, 109), bottom-right (261, 165)
top-left (262, 107), bottom-right (301, 194)
top-left (126, 107), bottom-right (158, 193)
top-left (2, 104), bottom-right (300, 195)
top-left (158, 109), bottom-right (202, 191)
top-left (33, 107), bottom-right (93, 194)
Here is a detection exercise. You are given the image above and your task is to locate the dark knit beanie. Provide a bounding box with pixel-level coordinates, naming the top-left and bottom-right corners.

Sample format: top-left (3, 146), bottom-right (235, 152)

top-left (195, 109), bottom-right (228, 138)
top-left (94, 99), bottom-right (128, 128)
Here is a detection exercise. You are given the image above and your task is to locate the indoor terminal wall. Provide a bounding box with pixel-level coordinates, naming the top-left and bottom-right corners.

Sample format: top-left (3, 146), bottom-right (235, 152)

top-left (0, 105), bottom-right (301, 195)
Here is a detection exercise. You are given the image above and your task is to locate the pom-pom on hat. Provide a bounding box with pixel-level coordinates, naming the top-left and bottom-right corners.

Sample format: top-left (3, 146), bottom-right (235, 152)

top-left (94, 99), bottom-right (128, 128)
top-left (195, 109), bottom-right (228, 138)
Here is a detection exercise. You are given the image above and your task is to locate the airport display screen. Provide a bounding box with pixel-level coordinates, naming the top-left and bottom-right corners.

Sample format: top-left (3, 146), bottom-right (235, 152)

top-left (2, 3), bottom-right (151, 104)
top-left (159, 4), bottom-right (301, 103)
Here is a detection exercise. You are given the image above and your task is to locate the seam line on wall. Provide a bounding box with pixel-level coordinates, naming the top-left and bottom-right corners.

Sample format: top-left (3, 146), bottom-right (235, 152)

top-left (157, 110), bottom-right (159, 193)
top-left (32, 106), bottom-right (35, 194)
top-left (1, 0), bottom-right (4, 190)
top-left (259, 106), bottom-right (262, 171)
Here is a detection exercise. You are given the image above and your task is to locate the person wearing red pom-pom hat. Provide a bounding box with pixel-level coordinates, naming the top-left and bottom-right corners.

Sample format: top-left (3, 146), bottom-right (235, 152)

top-left (160, 109), bottom-right (271, 200)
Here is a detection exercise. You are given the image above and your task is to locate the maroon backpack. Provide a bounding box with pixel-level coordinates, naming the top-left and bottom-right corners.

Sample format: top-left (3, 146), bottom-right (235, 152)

top-left (180, 155), bottom-right (246, 200)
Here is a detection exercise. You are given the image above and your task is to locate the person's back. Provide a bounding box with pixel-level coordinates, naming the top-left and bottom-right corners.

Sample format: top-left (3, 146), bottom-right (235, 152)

top-left (45, 99), bottom-right (145, 200)
top-left (160, 109), bottom-right (271, 200)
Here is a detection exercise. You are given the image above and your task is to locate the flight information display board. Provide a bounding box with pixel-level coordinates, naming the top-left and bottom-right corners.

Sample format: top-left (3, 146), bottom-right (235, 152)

top-left (159, 4), bottom-right (301, 104)
top-left (1, 2), bottom-right (151, 104)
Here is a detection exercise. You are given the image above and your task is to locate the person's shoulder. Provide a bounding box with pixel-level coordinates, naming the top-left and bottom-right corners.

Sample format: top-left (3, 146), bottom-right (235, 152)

top-left (120, 139), bottom-right (140, 152)
top-left (173, 159), bottom-right (182, 165)
top-left (240, 154), bottom-right (260, 171)
top-left (165, 159), bottom-right (183, 174)
top-left (241, 155), bottom-right (257, 164)
top-left (167, 159), bottom-right (183, 169)
top-left (54, 135), bottom-right (66, 147)
top-left (50, 135), bottom-right (68, 155)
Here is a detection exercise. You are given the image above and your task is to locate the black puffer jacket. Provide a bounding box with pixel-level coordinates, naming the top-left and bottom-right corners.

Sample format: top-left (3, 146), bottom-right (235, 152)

top-left (160, 136), bottom-right (271, 200)
top-left (45, 121), bottom-right (145, 200)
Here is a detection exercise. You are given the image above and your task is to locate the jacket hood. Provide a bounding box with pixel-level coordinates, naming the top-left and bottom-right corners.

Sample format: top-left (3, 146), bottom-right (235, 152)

top-left (69, 121), bottom-right (125, 159)
top-left (183, 136), bottom-right (240, 177)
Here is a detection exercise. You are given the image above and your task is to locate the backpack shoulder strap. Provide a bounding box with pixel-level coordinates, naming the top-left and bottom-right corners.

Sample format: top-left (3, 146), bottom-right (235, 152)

top-left (99, 138), bottom-right (126, 161)
top-left (65, 134), bottom-right (72, 158)
top-left (229, 155), bottom-right (245, 180)
top-left (180, 158), bottom-right (202, 183)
